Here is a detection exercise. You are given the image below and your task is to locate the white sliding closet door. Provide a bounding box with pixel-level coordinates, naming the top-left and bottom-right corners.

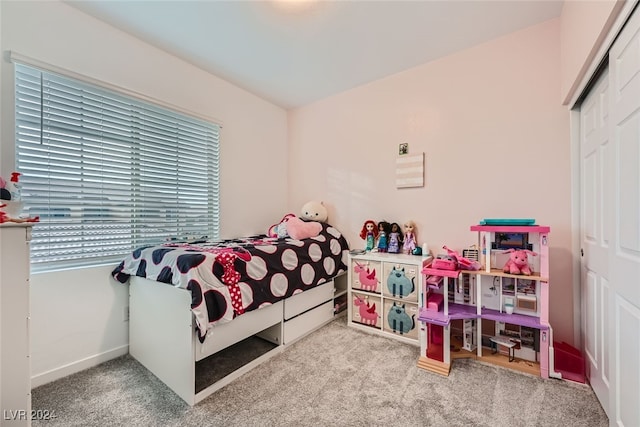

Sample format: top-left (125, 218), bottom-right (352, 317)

top-left (579, 67), bottom-right (611, 417)
top-left (608, 7), bottom-right (640, 426)
top-left (579, 5), bottom-right (640, 425)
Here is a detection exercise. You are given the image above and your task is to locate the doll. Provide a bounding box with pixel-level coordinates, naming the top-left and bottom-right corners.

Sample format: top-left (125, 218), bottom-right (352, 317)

top-left (359, 220), bottom-right (378, 251)
top-left (376, 221), bottom-right (391, 252)
top-left (387, 222), bottom-right (403, 254)
top-left (402, 220), bottom-right (417, 254)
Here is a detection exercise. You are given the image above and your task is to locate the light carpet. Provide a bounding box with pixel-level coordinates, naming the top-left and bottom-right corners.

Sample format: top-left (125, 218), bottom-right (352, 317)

top-left (32, 316), bottom-right (607, 426)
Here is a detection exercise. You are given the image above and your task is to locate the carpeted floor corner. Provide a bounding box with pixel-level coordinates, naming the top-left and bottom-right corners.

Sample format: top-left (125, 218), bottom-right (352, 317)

top-left (32, 316), bottom-right (607, 426)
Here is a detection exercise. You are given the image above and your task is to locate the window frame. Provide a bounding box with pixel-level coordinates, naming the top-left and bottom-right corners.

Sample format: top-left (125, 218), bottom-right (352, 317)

top-left (13, 61), bottom-right (221, 272)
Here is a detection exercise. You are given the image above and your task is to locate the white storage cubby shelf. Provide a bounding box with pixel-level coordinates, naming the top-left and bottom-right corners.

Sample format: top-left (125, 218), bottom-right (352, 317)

top-left (1, 223), bottom-right (33, 426)
top-left (347, 252), bottom-right (432, 346)
top-left (332, 273), bottom-right (349, 317)
top-left (417, 225), bottom-right (558, 379)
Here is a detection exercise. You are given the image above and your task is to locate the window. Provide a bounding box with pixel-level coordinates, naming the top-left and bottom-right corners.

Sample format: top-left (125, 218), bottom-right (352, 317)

top-left (14, 63), bottom-right (220, 272)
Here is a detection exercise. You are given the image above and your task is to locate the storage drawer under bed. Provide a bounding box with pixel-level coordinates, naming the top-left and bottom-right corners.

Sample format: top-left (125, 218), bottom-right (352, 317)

top-left (283, 300), bottom-right (334, 344)
top-left (284, 280), bottom-right (334, 320)
top-left (195, 300), bottom-right (284, 360)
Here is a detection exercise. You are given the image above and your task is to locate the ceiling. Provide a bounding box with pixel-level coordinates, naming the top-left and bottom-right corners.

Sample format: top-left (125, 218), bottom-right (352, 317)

top-left (64, 0), bottom-right (564, 109)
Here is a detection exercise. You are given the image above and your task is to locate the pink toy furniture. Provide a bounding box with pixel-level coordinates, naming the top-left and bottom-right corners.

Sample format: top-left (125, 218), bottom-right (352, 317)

top-left (427, 293), bottom-right (443, 312)
top-left (554, 341), bottom-right (586, 383)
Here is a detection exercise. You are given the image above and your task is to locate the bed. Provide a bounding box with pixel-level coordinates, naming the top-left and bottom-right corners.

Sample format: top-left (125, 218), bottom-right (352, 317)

top-left (112, 222), bottom-right (350, 405)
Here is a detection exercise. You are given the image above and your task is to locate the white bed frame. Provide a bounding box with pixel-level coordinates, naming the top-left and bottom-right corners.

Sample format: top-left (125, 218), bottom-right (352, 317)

top-left (129, 274), bottom-right (345, 405)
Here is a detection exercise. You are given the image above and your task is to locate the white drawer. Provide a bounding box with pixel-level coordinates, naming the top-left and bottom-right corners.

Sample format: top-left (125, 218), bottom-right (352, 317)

top-left (284, 281), bottom-right (334, 320)
top-left (283, 300), bottom-right (334, 344)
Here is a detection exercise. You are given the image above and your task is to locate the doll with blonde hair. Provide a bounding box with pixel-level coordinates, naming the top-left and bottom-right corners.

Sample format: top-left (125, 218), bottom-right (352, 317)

top-left (402, 220), bottom-right (417, 254)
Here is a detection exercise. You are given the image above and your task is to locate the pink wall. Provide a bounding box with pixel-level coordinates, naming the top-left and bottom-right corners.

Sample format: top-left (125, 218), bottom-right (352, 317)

top-left (288, 19), bottom-right (576, 343)
top-left (560, 0), bottom-right (623, 104)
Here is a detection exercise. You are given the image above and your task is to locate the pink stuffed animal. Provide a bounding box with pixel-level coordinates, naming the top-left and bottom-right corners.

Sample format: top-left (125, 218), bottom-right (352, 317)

top-left (502, 249), bottom-right (538, 275)
top-left (267, 213), bottom-right (296, 238)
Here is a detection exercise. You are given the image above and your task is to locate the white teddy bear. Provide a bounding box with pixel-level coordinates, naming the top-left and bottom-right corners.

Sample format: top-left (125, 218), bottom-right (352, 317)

top-left (300, 200), bottom-right (328, 222)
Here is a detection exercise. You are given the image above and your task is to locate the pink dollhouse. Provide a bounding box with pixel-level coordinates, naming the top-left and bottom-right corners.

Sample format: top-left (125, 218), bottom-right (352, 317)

top-left (417, 224), bottom-right (560, 379)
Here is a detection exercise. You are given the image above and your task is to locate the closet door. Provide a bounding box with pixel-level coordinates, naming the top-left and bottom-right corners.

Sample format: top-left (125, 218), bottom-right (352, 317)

top-left (580, 67), bottom-right (611, 417)
top-left (608, 7), bottom-right (640, 427)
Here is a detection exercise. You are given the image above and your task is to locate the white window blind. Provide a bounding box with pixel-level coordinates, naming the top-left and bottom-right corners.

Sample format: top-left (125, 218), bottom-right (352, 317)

top-left (14, 63), bottom-right (220, 272)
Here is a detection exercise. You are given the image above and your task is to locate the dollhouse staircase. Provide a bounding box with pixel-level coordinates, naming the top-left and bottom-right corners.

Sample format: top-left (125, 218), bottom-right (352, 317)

top-left (417, 356), bottom-right (451, 376)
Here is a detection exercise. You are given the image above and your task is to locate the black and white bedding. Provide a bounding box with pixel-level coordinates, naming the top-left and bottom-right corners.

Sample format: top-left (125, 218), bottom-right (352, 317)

top-left (113, 222), bottom-right (349, 341)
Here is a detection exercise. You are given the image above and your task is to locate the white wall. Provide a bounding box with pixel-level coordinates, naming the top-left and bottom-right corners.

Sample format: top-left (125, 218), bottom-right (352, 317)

top-left (29, 266), bottom-right (129, 387)
top-left (0, 1), bottom-right (288, 385)
top-left (287, 19), bottom-right (576, 344)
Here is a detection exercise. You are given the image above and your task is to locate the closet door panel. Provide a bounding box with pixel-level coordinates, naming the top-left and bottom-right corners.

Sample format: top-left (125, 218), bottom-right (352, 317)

top-left (615, 297), bottom-right (640, 427)
top-left (580, 67), bottom-right (610, 415)
top-left (609, 6), bottom-right (640, 425)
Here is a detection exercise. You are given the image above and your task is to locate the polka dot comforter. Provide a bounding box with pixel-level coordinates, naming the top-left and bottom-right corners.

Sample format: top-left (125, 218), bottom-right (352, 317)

top-left (112, 223), bottom-right (350, 342)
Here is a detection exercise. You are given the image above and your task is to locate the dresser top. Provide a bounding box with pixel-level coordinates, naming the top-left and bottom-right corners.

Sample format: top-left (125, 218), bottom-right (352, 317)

top-left (0, 222), bottom-right (33, 229)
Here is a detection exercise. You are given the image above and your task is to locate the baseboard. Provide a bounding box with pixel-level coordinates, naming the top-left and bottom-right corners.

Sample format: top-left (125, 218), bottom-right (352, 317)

top-left (31, 345), bottom-right (129, 388)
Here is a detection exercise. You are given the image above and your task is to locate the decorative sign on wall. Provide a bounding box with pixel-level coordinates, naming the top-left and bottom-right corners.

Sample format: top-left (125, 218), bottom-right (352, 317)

top-left (396, 152), bottom-right (424, 188)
